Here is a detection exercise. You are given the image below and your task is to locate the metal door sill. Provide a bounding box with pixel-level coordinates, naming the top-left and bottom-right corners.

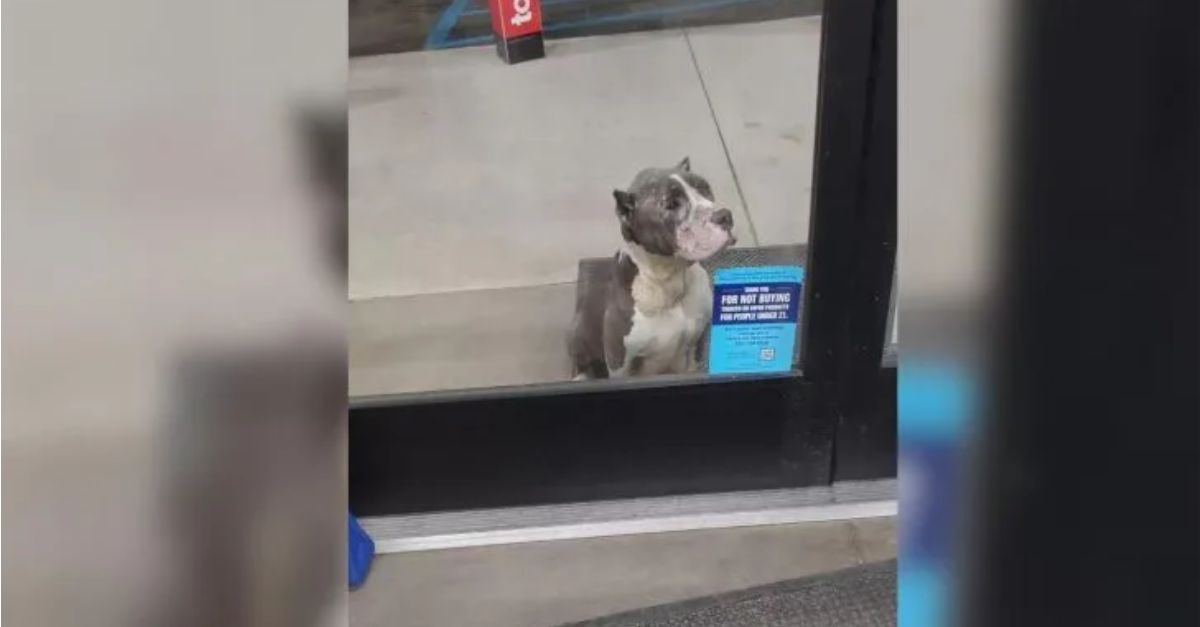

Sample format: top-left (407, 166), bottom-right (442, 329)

top-left (360, 479), bottom-right (896, 553)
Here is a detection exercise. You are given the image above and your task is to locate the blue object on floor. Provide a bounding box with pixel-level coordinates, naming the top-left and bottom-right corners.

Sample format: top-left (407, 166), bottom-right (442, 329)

top-left (348, 513), bottom-right (375, 589)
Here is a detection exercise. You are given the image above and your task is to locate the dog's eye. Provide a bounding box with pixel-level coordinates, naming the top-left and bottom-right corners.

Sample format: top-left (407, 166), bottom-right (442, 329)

top-left (666, 189), bottom-right (685, 211)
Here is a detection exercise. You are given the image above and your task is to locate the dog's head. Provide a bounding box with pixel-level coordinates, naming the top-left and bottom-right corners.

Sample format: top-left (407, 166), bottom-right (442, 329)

top-left (613, 158), bottom-right (736, 262)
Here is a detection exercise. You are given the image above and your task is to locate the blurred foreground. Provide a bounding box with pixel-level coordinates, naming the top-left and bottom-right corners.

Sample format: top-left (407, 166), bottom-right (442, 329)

top-left (901, 1), bottom-right (1198, 626)
top-left (3, 1), bottom-right (347, 625)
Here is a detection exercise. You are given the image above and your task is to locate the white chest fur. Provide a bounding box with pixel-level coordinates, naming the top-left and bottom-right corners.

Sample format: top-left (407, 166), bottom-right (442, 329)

top-left (620, 263), bottom-right (713, 376)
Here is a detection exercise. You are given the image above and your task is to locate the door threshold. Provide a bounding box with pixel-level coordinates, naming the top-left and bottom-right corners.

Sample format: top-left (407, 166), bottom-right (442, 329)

top-left (360, 479), bottom-right (896, 553)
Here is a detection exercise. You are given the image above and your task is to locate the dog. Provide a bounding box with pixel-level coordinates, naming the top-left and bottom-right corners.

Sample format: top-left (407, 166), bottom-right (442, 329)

top-left (570, 158), bottom-right (736, 379)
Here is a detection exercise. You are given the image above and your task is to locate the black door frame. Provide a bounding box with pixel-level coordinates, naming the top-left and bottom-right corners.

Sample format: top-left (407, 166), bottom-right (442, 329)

top-left (349, 0), bottom-right (896, 517)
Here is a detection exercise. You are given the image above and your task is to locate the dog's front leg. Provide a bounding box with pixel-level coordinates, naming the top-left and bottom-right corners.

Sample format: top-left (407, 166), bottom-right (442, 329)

top-left (683, 327), bottom-right (709, 374)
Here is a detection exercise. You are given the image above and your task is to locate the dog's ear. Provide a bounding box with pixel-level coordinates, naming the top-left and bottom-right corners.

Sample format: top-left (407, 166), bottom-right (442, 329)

top-left (613, 189), bottom-right (635, 221)
top-left (676, 156), bottom-right (691, 172)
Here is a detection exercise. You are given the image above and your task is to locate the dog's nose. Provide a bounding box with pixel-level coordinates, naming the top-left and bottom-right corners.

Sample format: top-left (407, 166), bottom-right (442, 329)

top-left (712, 208), bottom-right (734, 229)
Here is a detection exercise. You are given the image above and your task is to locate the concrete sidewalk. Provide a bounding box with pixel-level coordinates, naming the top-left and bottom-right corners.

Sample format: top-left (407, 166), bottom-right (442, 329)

top-left (350, 18), bottom-right (822, 396)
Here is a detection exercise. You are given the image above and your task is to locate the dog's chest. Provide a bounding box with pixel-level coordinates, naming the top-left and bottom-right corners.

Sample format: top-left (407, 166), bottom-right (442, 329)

top-left (624, 264), bottom-right (713, 374)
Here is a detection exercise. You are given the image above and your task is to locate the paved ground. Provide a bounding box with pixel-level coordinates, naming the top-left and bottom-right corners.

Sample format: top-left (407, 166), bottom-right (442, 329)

top-left (349, 517), bottom-right (896, 627)
top-left (350, 17), bottom-right (822, 396)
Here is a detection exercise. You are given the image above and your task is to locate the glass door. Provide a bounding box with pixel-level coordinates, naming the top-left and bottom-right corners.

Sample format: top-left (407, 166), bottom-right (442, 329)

top-left (348, 0), bottom-right (895, 516)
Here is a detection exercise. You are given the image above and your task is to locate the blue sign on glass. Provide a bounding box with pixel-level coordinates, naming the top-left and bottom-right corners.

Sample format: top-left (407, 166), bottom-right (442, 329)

top-left (708, 265), bottom-right (804, 374)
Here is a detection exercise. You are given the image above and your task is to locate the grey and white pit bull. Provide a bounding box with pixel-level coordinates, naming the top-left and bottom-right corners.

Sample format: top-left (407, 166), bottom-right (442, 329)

top-left (569, 158), bottom-right (736, 379)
